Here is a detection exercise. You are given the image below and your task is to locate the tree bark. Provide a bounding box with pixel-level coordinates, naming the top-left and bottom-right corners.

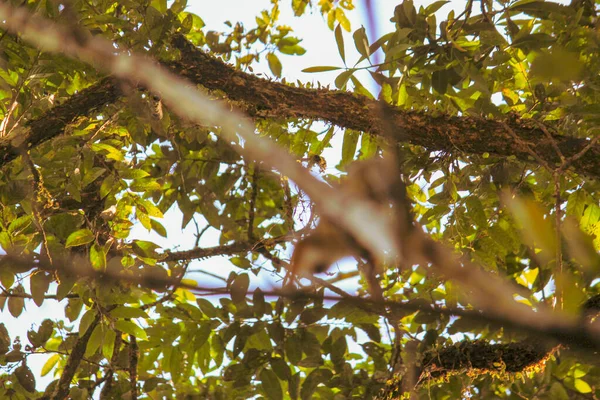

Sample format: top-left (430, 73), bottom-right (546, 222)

top-left (2, 35), bottom-right (600, 180)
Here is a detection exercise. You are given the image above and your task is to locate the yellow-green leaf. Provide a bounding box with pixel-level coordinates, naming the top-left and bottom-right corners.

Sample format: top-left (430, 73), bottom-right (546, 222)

top-left (302, 66), bottom-right (341, 73)
top-left (41, 354), bottom-right (60, 377)
top-left (574, 379), bottom-right (592, 394)
top-left (334, 24), bottom-right (345, 64)
top-left (114, 320), bottom-right (147, 340)
top-left (65, 229), bottom-right (94, 248)
top-left (267, 53), bottom-right (282, 78)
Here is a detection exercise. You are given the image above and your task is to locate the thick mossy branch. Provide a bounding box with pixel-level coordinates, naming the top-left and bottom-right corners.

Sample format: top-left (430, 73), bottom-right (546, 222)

top-left (169, 35), bottom-right (600, 179)
top-left (378, 340), bottom-right (558, 400)
top-left (2, 35), bottom-right (600, 180)
top-left (377, 295), bottom-right (600, 399)
top-left (420, 339), bottom-right (554, 377)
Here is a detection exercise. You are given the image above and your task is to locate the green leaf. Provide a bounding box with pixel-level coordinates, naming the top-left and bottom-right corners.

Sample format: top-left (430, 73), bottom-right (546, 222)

top-left (253, 288), bottom-right (266, 316)
top-left (302, 66), bottom-right (341, 73)
top-left (334, 69), bottom-right (354, 89)
top-left (41, 354), bottom-right (60, 377)
top-left (285, 333), bottom-right (302, 365)
top-left (425, 0), bottom-right (449, 15)
top-left (197, 298), bottom-right (218, 318)
top-left (267, 53), bottom-right (282, 78)
top-left (340, 129), bottom-right (359, 168)
top-left (260, 369), bottom-right (283, 400)
top-left (352, 26), bottom-right (369, 59)
top-left (100, 175), bottom-right (116, 199)
top-left (85, 324), bottom-right (104, 357)
top-left (136, 198), bottom-right (163, 218)
top-left (114, 320), bottom-right (147, 340)
top-left (131, 240), bottom-right (162, 259)
top-left (79, 310), bottom-right (97, 337)
top-left (506, 196), bottom-right (555, 261)
top-left (466, 197), bottom-right (488, 228)
top-left (102, 329), bottom-right (116, 360)
top-left (270, 357), bottom-right (291, 380)
top-left (547, 382), bottom-right (569, 400)
top-left (581, 204), bottom-right (600, 231)
top-left (574, 379), bottom-right (592, 394)
top-left (432, 69), bottom-right (449, 94)
top-left (289, 373), bottom-right (300, 400)
top-left (30, 272), bottom-right (51, 307)
top-left (359, 133), bottom-right (377, 159)
top-left (334, 24), bottom-right (345, 64)
top-left (65, 229), bottom-right (94, 248)
top-left (194, 324), bottom-right (212, 349)
top-left (110, 306), bottom-right (150, 319)
top-left (8, 215), bottom-right (32, 234)
top-left (301, 369), bottom-right (332, 400)
top-left (8, 285), bottom-right (25, 317)
top-left (90, 244), bottom-right (106, 271)
top-left (119, 169), bottom-right (150, 179)
top-left (530, 48), bottom-right (582, 82)
top-left (82, 167), bottom-right (106, 187)
top-left (129, 178), bottom-right (161, 192)
top-left (90, 143), bottom-right (124, 161)
top-left (15, 364), bottom-right (35, 393)
top-left (150, 219), bottom-right (167, 237)
top-left (0, 269), bottom-right (14, 290)
top-left (566, 190), bottom-right (587, 219)
top-left (230, 273), bottom-right (250, 303)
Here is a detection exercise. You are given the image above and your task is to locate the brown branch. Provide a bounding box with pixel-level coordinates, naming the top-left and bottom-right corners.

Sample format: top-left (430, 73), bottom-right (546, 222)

top-left (99, 332), bottom-right (122, 400)
top-left (1, 35), bottom-right (600, 183)
top-left (47, 311), bottom-right (104, 400)
top-left (7, 248), bottom-right (600, 392)
top-left (169, 36), bottom-right (600, 179)
top-left (128, 335), bottom-right (138, 400)
top-left (248, 164), bottom-right (259, 240)
top-left (0, 77), bottom-right (119, 166)
top-left (10, 249), bottom-right (599, 354)
top-left (378, 339), bottom-right (559, 399)
top-left (163, 230), bottom-right (305, 262)
top-left (164, 240), bottom-right (263, 262)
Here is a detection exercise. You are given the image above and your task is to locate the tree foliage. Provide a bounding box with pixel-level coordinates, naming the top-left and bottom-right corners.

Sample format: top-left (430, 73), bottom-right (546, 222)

top-left (0, 0), bottom-right (599, 399)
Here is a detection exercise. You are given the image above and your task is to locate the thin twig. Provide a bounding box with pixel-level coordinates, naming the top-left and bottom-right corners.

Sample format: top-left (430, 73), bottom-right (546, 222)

top-left (248, 163), bottom-right (259, 240)
top-left (566, 134), bottom-right (600, 167)
top-left (554, 175), bottom-right (563, 310)
top-left (534, 120), bottom-right (565, 164)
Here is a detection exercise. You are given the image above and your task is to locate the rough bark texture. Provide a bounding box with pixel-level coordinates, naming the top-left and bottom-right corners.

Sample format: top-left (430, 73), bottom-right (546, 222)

top-left (169, 35), bottom-right (600, 179)
top-left (377, 339), bottom-right (557, 400)
top-left (422, 339), bottom-right (553, 376)
top-left (0, 77), bottom-right (119, 166)
top-left (1, 35), bottom-right (600, 180)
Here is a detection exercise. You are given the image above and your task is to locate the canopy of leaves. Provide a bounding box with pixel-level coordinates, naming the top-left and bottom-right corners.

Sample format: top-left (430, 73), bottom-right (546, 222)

top-left (0, 0), bottom-right (599, 399)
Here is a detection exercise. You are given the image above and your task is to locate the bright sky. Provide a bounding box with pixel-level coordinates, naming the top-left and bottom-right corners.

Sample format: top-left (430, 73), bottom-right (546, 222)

top-left (2, 0), bottom-right (500, 391)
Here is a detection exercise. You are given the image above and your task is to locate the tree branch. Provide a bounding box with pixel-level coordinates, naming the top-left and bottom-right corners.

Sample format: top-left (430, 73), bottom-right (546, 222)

top-left (163, 229), bottom-right (306, 262)
top-left (1, 34), bottom-right (600, 182)
top-left (46, 312), bottom-right (104, 400)
top-left (378, 340), bottom-right (559, 399)
top-left (168, 35), bottom-right (600, 180)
